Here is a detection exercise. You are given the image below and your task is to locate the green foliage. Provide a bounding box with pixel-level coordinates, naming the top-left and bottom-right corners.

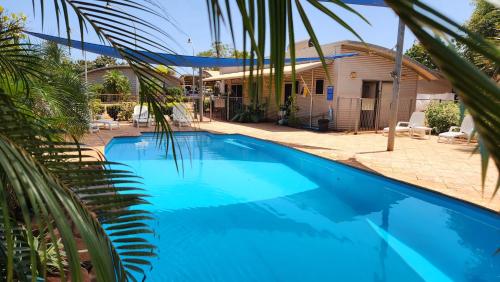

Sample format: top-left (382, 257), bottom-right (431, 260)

top-left (106, 105), bottom-right (121, 121)
top-left (0, 92), bottom-right (154, 281)
top-left (425, 101), bottom-right (460, 134)
top-left (165, 86), bottom-right (183, 99)
top-left (90, 99), bottom-right (105, 116)
top-left (231, 104), bottom-right (266, 123)
top-left (405, 42), bottom-right (438, 70)
top-left (89, 83), bottom-right (104, 95)
top-left (103, 70), bottom-right (131, 94)
top-left (25, 229), bottom-right (68, 276)
top-left (197, 42), bottom-right (249, 70)
top-left (117, 102), bottom-right (136, 121)
top-left (90, 55), bottom-right (117, 70)
top-left (459, 0), bottom-right (499, 78)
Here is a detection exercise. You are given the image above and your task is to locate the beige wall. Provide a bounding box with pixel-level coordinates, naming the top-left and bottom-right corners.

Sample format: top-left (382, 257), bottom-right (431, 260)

top-left (220, 48), bottom-right (421, 129)
top-left (87, 67), bottom-right (140, 96)
top-left (417, 78), bottom-right (453, 94)
top-left (87, 66), bottom-right (180, 96)
top-left (333, 47), bottom-right (418, 130)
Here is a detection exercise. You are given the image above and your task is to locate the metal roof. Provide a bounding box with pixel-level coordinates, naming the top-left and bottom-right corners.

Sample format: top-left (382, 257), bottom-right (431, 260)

top-left (204, 61), bottom-right (325, 81)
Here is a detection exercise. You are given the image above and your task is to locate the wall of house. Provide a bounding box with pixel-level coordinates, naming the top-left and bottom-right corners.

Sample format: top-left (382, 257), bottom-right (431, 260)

top-left (333, 47), bottom-right (419, 130)
top-left (87, 67), bottom-right (180, 97)
top-left (87, 67), bottom-right (140, 96)
top-left (417, 78), bottom-right (453, 94)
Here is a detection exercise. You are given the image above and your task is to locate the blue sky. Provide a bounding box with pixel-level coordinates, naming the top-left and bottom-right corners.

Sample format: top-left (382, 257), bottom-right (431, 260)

top-left (3, 1), bottom-right (475, 74)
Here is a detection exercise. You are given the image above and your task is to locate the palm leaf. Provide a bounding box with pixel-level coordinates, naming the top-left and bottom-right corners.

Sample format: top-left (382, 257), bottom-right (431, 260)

top-left (0, 89), bottom-right (155, 281)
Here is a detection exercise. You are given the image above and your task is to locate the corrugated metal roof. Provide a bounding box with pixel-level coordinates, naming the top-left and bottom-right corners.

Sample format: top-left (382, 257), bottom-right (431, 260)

top-left (204, 61), bottom-right (325, 81)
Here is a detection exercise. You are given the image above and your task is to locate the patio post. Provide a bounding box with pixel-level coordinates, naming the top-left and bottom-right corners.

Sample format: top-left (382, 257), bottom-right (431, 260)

top-left (387, 19), bottom-right (405, 151)
top-left (199, 67), bottom-right (204, 122)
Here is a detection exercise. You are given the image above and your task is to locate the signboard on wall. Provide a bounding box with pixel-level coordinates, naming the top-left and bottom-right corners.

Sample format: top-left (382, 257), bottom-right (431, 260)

top-left (327, 86), bottom-right (334, 101)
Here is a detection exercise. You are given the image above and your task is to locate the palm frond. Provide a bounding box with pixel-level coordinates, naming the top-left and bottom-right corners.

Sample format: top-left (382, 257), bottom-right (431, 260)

top-left (0, 90), bottom-right (155, 281)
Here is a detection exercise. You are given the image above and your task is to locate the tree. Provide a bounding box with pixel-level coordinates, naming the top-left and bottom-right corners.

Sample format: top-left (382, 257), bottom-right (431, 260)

top-left (91, 55), bottom-right (118, 69)
top-left (460, 0), bottom-right (499, 79)
top-left (102, 70), bottom-right (131, 94)
top-left (197, 42), bottom-right (249, 70)
top-left (405, 42), bottom-right (438, 70)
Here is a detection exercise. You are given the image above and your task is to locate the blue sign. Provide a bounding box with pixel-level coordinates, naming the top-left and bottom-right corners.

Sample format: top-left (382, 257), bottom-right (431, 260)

top-left (327, 86), bottom-right (334, 101)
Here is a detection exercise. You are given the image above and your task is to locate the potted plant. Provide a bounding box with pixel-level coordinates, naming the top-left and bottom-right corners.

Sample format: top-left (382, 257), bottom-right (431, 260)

top-left (107, 105), bottom-right (121, 121)
top-left (318, 116), bottom-right (329, 132)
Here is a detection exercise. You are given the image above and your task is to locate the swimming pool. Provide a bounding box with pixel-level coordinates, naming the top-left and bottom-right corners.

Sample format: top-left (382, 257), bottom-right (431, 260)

top-left (105, 132), bottom-right (500, 281)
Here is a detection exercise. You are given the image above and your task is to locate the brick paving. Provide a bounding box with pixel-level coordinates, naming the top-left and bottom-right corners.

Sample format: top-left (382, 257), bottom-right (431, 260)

top-left (81, 119), bottom-right (499, 211)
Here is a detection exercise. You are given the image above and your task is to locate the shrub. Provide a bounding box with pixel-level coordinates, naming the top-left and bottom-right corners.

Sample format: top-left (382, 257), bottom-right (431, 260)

top-left (118, 102), bottom-right (135, 121)
top-left (425, 101), bottom-right (460, 133)
top-left (89, 83), bottom-right (104, 94)
top-left (107, 105), bottom-right (121, 121)
top-left (231, 104), bottom-right (266, 123)
top-left (90, 99), bottom-right (105, 116)
top-left (103, 70), bottom-right (131, 94)
top-left (165, 86), bottom-right (183, 99)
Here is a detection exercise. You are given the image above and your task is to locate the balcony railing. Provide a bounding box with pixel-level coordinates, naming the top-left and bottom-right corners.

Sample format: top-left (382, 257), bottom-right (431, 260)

top-left (97, 93), bottom-right (137, 104)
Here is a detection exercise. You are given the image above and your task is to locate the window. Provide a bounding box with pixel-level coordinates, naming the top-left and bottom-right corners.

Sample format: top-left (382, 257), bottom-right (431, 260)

top-left (315, 79), bottom-right (324, 95)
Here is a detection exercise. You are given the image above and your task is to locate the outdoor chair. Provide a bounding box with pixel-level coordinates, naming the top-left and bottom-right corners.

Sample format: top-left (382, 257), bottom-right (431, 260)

top-left (438, 115), bottom-right (474, 143)
top-left (133, 105), bottom-right (151, 127)
top-left (93, 119), bottom-right (120, 130)
top-left (172, 103), bottom-right (192, 127)
top-left (89, 122), bottom-right (100, 133)
top-left (383, 112), bottom-right (425, 136)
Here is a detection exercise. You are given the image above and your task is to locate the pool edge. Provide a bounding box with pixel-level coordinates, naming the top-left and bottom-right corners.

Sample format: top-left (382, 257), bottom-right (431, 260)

top-left (104, 130), bottom-right (500, 215)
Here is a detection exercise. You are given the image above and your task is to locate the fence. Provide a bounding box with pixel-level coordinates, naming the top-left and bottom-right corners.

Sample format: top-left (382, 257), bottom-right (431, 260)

top-left (97, 93), bottom-right (137, 104)
top-left (329, 97), bottom-right (458, 133)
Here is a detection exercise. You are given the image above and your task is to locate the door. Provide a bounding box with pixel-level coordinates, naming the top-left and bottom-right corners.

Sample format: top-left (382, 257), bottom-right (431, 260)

top-left (377, 81), bottom-right (393, 128)
top-left (231, 84), bottom-right (243, 98)
top-left (229, 84), bottom-right (243, 119)
top-left (284, 83), bottom-right (293, 107)
top-left (360, 81), bottom-right (378, 129)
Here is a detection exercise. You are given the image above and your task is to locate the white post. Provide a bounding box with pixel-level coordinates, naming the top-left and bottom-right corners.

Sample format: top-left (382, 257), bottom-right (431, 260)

top-left (199, 67), bottom-right (204, 122)
top-left (387, 19), bottom-right (405, 151)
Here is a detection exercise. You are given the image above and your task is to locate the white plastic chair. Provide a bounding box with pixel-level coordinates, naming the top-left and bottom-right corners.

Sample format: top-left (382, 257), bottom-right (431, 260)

top-left (383, 112), bottom-right (425, 135)
top-left (132, 105), bottom-right (151, 127)
top-left (172, 103), bottom-right (192, 127)
top-left (438, 115), bottom-right (474, 143)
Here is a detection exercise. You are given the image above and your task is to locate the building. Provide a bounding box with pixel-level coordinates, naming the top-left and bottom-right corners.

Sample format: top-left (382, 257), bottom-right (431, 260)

top-left (204, 40), bottom-right (450, 131)
top-left (86, 65), bottom-right (181, 97)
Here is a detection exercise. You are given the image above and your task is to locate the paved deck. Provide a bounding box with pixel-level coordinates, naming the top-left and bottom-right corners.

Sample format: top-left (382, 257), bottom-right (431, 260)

top-left (82, 120), bottom-right (499, 211)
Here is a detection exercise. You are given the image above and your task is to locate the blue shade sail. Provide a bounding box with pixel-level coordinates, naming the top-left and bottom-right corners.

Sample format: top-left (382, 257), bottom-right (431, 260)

top-left (26, 31), bottom-right (357, 68)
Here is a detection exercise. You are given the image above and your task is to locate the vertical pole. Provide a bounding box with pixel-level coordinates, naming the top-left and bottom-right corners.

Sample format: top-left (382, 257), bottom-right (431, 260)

top-left (387, 19), bottom-right (405, 151)
top-left (84, 51), bottom-right (88, 84)
top-left (198, 67), bottom-right (204, 122)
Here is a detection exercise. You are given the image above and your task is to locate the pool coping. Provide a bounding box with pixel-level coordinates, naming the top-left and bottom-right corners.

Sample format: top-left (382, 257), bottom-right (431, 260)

top-left (103, 130), bottom-right (500, 215)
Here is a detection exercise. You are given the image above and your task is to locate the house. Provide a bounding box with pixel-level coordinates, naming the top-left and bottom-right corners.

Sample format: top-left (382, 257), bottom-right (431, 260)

top-left (180, 70), bottom-right (220, 94)
top-left (204, 40), bottom-right (449, 131)
top-left (86, 65), bottom-right (181, 98)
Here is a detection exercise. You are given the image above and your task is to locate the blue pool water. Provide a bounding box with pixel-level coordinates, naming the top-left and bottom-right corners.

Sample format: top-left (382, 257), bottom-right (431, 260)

top-left (105, 132), bottom-right (500, 281)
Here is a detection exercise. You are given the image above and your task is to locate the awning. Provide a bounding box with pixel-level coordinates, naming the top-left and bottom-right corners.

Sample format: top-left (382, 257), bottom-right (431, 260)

top-left (204, 61), bottom-right (326, 81)
top-left (26, 31), bottom-right (357, 68)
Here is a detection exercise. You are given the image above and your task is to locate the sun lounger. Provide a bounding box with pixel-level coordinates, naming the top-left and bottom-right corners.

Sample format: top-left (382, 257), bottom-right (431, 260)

top-left (133, 105), bottom-right (151, 127)
top-left (94, 119), bottom-right (120, 130)
top-left (383, 112), bottom-right (425, 135)
top-left (172, 104), bottom-right (192, 127)
top-left (438, 115), bottom-right (474, 143)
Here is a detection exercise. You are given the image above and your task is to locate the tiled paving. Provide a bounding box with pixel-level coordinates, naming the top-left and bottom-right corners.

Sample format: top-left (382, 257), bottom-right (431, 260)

top-left (81, 119), bottom-right (500, 211)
